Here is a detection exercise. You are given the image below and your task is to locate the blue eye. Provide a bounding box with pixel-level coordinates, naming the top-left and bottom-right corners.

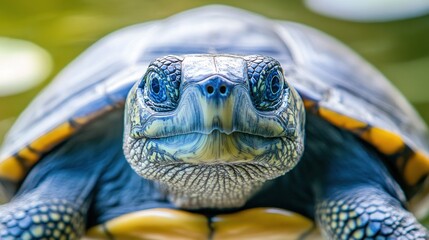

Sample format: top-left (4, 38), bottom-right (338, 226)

top-left (148, 72), bottom-right (167, 103)
top-left (265, 70), bottom-right (284, 101)
top-left (245, 55), bottom-right (287, 111)
top-left (248, 68), bottom-right (285, 111)
top-left (141, 55), bottom-right (182, 112)
top-left (270, 76), bottom-right (280, 94)
top-left (151, 77), bottom-right (160, 94)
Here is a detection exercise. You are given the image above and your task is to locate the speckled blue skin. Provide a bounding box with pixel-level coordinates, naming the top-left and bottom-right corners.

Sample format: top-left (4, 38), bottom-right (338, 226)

top-left (0, 112), bottom-right (427, 239)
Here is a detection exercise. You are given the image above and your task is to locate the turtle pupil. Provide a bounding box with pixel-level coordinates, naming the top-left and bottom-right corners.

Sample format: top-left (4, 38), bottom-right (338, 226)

top-left (270, 76), bottom-right (280, 94)
top-left (151, 78), bottom-right (160, 94)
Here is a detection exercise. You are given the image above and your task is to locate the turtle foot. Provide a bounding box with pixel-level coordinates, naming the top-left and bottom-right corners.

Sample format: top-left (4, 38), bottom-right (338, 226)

top-left (0, 198), bottom-right (84, 240)
top-left (317, 188), bottom-right (428, 240)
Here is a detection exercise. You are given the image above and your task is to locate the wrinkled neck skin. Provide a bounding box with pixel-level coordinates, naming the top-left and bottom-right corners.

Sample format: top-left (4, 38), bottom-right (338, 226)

top-left (124, 134), bottom-right (289, 209)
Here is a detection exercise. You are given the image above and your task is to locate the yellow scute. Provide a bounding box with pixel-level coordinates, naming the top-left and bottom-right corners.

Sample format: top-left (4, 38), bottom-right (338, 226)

top-left (18, 147), bottom-right (39, 165)
top-left (30, 122), bottom-right (76, 152)
top-left (360, 127), bottom-right (404, 155)
top-left (318, 107), bottom-right (404, 155)
top-left (318, 108), bottom-right (367, 129)
top-left (212, 208), bottom-right (322, 240)
top-left (0, 157), bottom-right (23, 181)
top-left (85, 208), bottom-right (209, 240)
top-left (404, 151), bottom-right (429, 186)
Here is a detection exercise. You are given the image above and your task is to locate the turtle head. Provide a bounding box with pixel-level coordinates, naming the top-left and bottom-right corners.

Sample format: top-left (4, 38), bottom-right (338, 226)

top-left (124, 54), bottom-right (305, 208)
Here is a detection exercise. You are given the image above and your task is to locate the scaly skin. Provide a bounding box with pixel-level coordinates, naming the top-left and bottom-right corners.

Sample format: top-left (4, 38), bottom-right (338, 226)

top-left (317, 189), bottom-right (429, 239)
top-left (0, 197), bottom-right (84, 239)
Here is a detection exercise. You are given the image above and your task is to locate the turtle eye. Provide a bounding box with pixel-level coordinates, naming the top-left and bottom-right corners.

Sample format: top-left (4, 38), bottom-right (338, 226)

top-left (141, 56), bottom-right (182, 112)
top-left (245, 55), bottom-right (287, 111)
top-left (148, 71), bottom-right (167, 103)
top-left (265, 70), bottom-right (284, 101)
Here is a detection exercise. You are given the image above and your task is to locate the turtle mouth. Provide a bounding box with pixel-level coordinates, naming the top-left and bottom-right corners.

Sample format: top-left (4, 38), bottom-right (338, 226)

top-left (143, 130), bottom-right (285, 164)
top-left (130, 120), bottom-right (291, 140)
top-left (143, 129), bottom-right (283, 140)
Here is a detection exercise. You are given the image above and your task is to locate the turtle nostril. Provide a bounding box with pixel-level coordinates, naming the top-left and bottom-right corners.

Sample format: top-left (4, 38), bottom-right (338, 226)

top-left (206, 85), bottom-right (214, 94)
top-left (219, 85), bottom-right (227, 94)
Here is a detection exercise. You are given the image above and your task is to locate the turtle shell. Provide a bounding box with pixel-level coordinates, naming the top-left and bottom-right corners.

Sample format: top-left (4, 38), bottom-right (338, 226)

top-left (0, 5), bottom-right (428, 217)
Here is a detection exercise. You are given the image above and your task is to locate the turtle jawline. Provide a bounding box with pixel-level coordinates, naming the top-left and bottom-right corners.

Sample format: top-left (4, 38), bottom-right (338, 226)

top-left (148, 131), bottom-right (281, 164)
top-left (144, 129), bottom-right (282, 140)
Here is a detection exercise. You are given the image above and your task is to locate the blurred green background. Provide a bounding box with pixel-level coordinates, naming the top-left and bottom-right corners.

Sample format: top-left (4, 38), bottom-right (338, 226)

top-left (0, 0), bottom-right (428, 143)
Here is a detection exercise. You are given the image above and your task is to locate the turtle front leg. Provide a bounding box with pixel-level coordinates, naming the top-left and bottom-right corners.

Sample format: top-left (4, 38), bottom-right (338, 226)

top-left (0, 133), bottom-right (105, 239)
top-left (0, 196), bottom-right (85, 239)
top-left (316, 187), bottom-right (428, 239)
top-left (0, 113), bottom-right (127, 239)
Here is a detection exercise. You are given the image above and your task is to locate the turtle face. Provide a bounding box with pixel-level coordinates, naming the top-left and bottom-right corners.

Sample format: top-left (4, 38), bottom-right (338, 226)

top-left (124, 54), bottom-right (305, 208)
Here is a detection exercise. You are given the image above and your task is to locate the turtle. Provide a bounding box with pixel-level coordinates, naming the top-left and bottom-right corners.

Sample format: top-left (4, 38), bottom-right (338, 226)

top-left (0, 5), bottom-right (429, 240)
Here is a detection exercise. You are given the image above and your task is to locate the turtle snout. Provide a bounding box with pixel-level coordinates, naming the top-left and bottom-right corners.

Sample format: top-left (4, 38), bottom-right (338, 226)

top-left (199, 76), bottom-right (235, 99)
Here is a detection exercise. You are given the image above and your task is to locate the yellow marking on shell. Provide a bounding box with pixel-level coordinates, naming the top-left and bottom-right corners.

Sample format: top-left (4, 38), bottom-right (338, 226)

top-left (303, 99), bottom-right (316, 109)
top-left (360, 127), bottom-right (404, 155)
top-left (316, 104), bottom-right (429, 213)
top-left (18, 147), bottom-right (39, 165)
top-left (318, 108), bottom-right (367, 129)
top-left (0, 157), bottom-right (24, 181)
top-left (29, 122), bottom-right (76, 153)
top-left (212, 208), bottom-right (322, 240)
top-left (404, 151), bottom-right (429, 186)
top-left (29, 107), bottom-right (112, 153)
top-left (318, 107), bottom-right (405, 155)
top-left (0, 107), bottom-right (115, 189)
top-left (86, 208), bottom-right (209, 240)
